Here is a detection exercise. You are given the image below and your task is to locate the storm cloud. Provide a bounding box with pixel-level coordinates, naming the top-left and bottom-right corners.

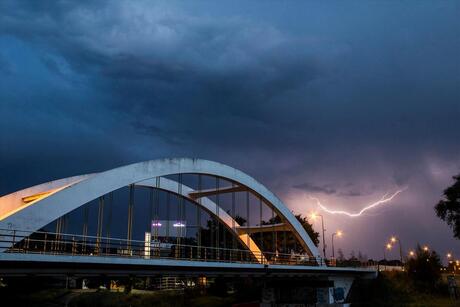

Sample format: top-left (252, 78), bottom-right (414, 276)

top-left (1, 1), bottom-right (459, 258)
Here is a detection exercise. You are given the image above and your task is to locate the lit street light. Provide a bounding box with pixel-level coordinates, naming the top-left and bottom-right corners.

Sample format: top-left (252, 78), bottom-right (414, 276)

top-left (446, 253), bottom-right (453, 270)
top-left (390, 236), bottom-right (403, 264)
top-left (384, 243), bottom-right (392, 260)
top-left (423, 246), bottom-right (429, 252)
top-left (331, 230), bottom-right (343, 259)
top-left (310, 212), bottom-right (327, 259)
top-left (409, 250), bottom-right (415, 257)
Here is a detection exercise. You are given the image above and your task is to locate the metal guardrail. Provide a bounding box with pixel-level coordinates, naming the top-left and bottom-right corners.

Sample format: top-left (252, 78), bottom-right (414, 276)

top-left (0, 229), bottom-right (372, 268)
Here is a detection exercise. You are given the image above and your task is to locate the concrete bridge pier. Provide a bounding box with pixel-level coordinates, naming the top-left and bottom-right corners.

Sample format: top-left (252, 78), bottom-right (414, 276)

top-left (322, 276), bottom-right (355, 305)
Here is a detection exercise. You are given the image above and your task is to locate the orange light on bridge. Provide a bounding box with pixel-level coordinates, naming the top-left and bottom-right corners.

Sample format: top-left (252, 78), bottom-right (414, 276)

top-left (22, 191), bottom-right (53, 203)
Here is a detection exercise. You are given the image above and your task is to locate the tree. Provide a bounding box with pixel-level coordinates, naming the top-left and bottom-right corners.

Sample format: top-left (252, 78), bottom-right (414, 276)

top-left (349, 250), bottom-right (357, 261)
top-left (294, 214), bottom-right (320, 247)
top-left (405, 244), bottom-right (442, 290)
top-left (435, 174), bottom-right (460, 239)
top-left (357, 251), bottom-right (367, 262)
top-left (254, 214), bottom-right (319, 257)
top-left (234, 215), bottom-right (247, 226)
top-left (261, 214), bottom-right (320, 247)
top-left (337, 248), bottom-right (345, 261)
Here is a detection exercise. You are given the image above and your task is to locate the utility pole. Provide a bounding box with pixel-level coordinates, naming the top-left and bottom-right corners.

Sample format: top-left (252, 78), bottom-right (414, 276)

top-left (311, 213), bottom-right (327, 259)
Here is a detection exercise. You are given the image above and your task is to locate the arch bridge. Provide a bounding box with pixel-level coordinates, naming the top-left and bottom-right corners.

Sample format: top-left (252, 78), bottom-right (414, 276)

top-left (0, 158), bottom-right (375, 300)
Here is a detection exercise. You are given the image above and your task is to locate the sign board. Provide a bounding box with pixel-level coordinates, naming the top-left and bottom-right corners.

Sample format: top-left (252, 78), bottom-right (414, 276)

top-left (151, 220), bottom-right (187, 238)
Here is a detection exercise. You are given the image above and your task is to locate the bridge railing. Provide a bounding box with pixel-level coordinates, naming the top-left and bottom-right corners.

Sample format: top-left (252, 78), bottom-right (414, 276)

top-left (0, 229), bottom-right (370, 268)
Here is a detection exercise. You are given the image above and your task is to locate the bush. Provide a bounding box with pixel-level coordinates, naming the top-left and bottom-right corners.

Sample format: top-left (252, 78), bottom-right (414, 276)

top-left (406, 244), bottom-right (442, 291)
top-left (349, 271), bottom-right (413, 306)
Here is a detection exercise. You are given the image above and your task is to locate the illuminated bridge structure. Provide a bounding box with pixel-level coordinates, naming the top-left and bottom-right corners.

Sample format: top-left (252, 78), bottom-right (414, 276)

top-left (0, 158), bottom-right (375, 303)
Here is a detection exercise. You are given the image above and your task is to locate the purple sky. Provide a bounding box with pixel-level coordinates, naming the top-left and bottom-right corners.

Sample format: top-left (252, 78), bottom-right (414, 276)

top-left (1, 1), bottom-right (459, 261)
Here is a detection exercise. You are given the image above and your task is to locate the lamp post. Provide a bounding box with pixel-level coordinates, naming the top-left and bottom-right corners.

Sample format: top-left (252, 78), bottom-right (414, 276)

top-left (384, 243), bottom-right (392, 260)
top-left (331, 230), bottom-right (343, 258)
top-left (310, 212), bottom-right (327, 259)
top-left (390, 236), bottom-right (403, 264)
top-left (447, 253), bottom-right (452, 271)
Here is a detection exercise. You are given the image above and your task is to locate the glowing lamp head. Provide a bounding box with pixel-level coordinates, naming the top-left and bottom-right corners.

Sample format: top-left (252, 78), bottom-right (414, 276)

top-left (310, 212), bottom-right (318, 220)
top-left (409, 251), bottom-right (415, 257)
top-left (386, 243), bottom-right (392, 250)
top-left (423, 246), bottom-right (429, 252)
top-left (447, 253), bottom-right (452, 258)
top-left (337, 230), bottom-right (343, 237)
top-left (391, 236), bottom-right (397, 243)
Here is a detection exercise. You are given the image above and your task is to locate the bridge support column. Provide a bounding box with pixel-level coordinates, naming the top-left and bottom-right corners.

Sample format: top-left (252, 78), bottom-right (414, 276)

top-left (319, 276), bottom-right (354, 305)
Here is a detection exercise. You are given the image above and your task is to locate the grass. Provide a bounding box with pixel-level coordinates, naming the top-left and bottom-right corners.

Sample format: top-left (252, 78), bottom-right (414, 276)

top-left (2, 272), bottom-right (459, 306)
top-left (349, 271), bottom-right (458, 307)
top-left (0, 287), bottom-right (70, 307)
top-left (68, 290), bottom-right (237, 307)
top-left (69, 291), bottom-right (182, 307)
top-left (408, 295), bottom-right (456, 307)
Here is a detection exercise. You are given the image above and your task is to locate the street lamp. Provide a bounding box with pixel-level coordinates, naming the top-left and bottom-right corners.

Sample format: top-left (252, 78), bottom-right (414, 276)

top-left (384, 243), bottom-right (392, 260)
top-left (310, 212), bottom-right (327, 259)
top-left (390, 236), bottom-right (403, 264)
top-left (423, 245), bottom-right (429, 252)
top-left (409, 250), bottom-right (415, 257)
top-left (331, 230), bottom-right (343, 258)
top-left (446, 253), bottom-right (453, 269)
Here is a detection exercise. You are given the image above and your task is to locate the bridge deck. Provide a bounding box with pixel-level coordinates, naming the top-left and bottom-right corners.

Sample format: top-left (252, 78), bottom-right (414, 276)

top-left (0, 253), bottom-right (376, 278)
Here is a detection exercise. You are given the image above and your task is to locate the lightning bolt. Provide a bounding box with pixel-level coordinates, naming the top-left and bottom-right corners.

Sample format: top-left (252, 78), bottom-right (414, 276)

top-left (309, 188), bottom-right (407, 217)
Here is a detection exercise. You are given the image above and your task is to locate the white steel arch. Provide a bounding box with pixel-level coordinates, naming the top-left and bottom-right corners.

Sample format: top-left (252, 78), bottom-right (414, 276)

top-left (0, 175), bottom-right (266, 261)
top-left (0, 158), bottom-right (320, 260)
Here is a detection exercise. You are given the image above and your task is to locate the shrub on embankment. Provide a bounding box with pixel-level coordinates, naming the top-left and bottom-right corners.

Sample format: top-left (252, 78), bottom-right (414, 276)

top-left (349, 271), bottom-right (454, 306)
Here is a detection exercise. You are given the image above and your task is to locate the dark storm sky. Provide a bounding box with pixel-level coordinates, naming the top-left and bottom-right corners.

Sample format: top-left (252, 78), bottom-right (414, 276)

top-left (1, 1), bottom-right (459, 259)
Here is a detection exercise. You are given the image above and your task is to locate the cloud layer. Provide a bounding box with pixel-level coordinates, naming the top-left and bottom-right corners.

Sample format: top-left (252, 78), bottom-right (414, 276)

top-left (1, 1), bottom-right (459, 258)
